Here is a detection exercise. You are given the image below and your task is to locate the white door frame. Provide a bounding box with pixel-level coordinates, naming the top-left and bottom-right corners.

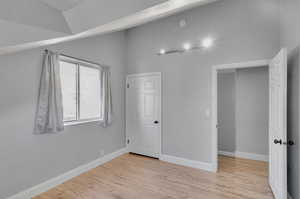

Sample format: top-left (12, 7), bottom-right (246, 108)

top-left (126, 72), bottom-right (162, 158)
top-left (211, 59), bottom-right (270, 172)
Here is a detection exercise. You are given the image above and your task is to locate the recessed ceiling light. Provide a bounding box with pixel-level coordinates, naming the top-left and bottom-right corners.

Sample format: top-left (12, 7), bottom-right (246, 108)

top-left (202, 37), bottom-right (214, 48)
top-left (183, 43), bottom-right (192, 51)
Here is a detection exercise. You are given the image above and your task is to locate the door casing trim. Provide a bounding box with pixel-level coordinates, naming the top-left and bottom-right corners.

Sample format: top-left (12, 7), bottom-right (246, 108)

top-left (211, 59), bottom-right (270, 172)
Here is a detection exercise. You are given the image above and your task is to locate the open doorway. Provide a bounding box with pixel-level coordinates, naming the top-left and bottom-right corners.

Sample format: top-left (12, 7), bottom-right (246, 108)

top-left (216, 66), bottom-right (269, 185)
top-left (211, 49), bottom-right (288, 199)
top-left (217, 66), bottom-right (269, 163)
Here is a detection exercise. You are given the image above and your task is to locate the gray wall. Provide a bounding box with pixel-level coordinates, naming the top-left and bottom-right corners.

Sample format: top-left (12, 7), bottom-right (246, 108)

top-left (279, 0), bottom-right (300, 198)
top-left (217, 67), bottom-right (269, 156)
top-left (217, 71), bottom-right (236, 153)
top-left (0, 19), bottom-right (69, 47)
top-left (0, 32), bottom-right (126, 198)
top-left (235, 67), bottom-right (269, 155)
top-left (126, 0), bottom-right (280, 163)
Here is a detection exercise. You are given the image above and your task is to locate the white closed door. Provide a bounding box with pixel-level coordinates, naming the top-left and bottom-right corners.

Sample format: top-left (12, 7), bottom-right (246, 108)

top-left (126, 73), bottom-right (161, 158)
top-left (269, 49), bottom-right (287, 199)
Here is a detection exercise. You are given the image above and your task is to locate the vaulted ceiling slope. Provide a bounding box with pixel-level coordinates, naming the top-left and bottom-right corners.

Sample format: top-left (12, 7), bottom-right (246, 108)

top-left (0, 0), bottom-right (219, 54)
top-left (0, 0), bottom-right (71, 47)
top-left (0, 0), bottom-right (71, 33)
top-left (39, 0), bottom-right (85, 11)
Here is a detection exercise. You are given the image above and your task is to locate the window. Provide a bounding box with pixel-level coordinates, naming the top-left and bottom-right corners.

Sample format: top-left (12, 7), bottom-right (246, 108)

top-left (59, 56), bottom-right (102, 125)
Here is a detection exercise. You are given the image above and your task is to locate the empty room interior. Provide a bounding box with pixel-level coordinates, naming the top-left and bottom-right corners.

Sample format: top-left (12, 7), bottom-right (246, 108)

top-left (0, 0), bottom-right (299, 199)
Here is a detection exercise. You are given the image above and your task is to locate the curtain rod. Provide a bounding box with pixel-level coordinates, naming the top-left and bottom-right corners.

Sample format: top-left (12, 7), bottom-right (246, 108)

top-left (44, 49), bottom-right (103, 67)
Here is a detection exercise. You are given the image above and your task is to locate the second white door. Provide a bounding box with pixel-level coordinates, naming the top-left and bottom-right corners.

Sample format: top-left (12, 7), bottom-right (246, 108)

top-left (126, 73), bottom-right (161, 158)
top-left (269, 49), bottom-right (287, 199)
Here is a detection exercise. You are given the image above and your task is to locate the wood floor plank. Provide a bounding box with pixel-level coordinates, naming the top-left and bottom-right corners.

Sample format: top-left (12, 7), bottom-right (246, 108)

top-left (34, 154), bottom-right (274, 199)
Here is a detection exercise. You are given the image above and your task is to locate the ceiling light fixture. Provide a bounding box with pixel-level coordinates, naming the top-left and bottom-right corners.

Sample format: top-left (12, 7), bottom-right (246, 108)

top-left (202, 37), bottom-right (214, 48)
top-left (159, 49), bottom-right (166, 55)
top-left (183, 43), bottom-right (192, 51)
top-left (157, 37), bottom-right (216, 56)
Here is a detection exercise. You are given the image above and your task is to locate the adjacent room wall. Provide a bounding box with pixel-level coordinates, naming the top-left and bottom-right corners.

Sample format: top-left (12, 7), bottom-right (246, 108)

top-left (217, 71), bottom-right (236, 153)
top-left (279, 0), bottom-right (300, 198)
top-left (235, 67), bottom-right (269, 156)
top-left (126, 0), bottom-right (280, 163)
top-left (0, 32), bottom-right (126, 198)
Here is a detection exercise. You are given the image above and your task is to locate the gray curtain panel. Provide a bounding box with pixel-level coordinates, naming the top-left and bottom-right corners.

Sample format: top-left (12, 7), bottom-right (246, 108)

top-left (34, 50), bottom-right (64, 134)
top-left (100, 66), bottom-right (113, 127)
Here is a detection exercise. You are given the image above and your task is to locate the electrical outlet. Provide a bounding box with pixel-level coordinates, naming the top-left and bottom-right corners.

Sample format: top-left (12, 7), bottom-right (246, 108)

top-left (100, 149), bottom-right (105, 157)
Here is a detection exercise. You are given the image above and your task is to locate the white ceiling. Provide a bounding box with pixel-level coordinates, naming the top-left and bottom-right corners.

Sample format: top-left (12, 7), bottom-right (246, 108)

top-left (40, 0), bottom-right (84, 11)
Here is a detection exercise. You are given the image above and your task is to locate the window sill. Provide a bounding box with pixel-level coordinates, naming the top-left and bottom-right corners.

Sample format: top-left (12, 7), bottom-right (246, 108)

top-left (64, 119), bottom-right (102, 127)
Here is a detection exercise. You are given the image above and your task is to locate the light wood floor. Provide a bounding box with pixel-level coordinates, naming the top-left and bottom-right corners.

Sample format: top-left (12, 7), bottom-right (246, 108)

top-left (34, 154), bottom-right (274, 199)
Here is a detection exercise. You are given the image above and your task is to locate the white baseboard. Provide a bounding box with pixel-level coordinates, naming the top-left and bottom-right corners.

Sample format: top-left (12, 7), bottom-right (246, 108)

top-left (218, 151), bottom-right (235, 157)
top-left (235, 151), bottom-right (268, 162)
top-left (159, 154), bottom-right (215, 172)
top-left (218, 150), bottom-right (268, 162)
top-left (7, 147), bottom-right (128, 199)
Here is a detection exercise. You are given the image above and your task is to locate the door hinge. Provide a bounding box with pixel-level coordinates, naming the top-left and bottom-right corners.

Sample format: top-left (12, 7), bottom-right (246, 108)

top-left (127, 84), bottom-right (130, 88)
top-left (127, 139), bottom-right (130, 144)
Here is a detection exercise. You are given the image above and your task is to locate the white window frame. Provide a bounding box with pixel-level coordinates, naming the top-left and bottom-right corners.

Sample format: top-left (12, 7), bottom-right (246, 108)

top-left (59, 55), bottom-right (103, 126)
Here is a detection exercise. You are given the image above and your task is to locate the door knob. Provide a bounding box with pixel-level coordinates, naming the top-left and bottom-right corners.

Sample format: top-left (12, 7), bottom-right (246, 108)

top-left (288, 140), bottom-right (295, 146)
top-left (154, 121), bottom-right (159, 124)
top-left (274, 139), bottom-right (282, 145)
